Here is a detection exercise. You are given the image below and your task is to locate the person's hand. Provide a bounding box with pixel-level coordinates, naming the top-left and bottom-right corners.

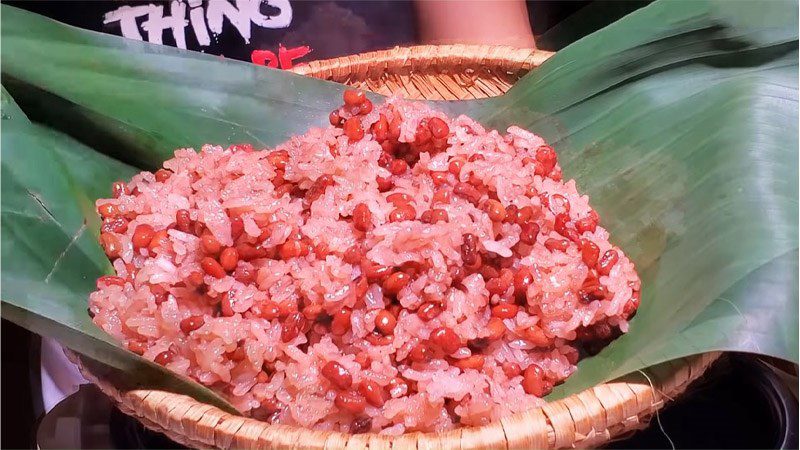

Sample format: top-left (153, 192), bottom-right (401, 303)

top-left (415, 0), bottom-right (536, 48)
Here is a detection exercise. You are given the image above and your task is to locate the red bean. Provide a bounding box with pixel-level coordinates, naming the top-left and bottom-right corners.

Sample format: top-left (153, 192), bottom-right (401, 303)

top-left (132, 224), bottom-right (156, 249)
top-left (408, 343), bottom-right (433, 363)
top-left (340, 246), bottom-right (362, 266)
top-left (521, 326), bottom-right (550, 348)
top-left (187, 271), bottom-right (205, 287)
top-left (383, 271), bottom-right (411, 296)
top-left (97, 276), bottom-right (125, 289)
top-left (223, 343), bottom-right (245, 362)
top-left (97, 203), bottom-right (119, 218)
top-left (522, 364), bottom-right (553, 397)
top-left (390, 159), bottom-right (408, 175)
top-left (468, 173), bottom-right (483, 187)
top-left (334, 391), bottom-right (367, 414)
top-left (343, 89), bottom-right (366, 106)
top-left (448, 157), bottom-right (466, 176)
top-left (180, 315), bottom-right (205, 333)
top-left (430, 171), bottom-right (448, 187)
top-left (388, 204), bottom-right (416, 222)
top-left (579, 284), bottom-right (608, 303)
top-left (388, 115), bottom-right (402, 141)
top-left (553, 213), bottom-right (570, 236)
top-left (281, 312), bottom-right (307, 342)
top-left (505, 204), bottom-right (519, 224)
top-left (544, 238), bottom-right (569, 252)
top-left (267, 150), bottom-right (289, 171)
top-left (366, 331), bottom-right (392, 346)
top-left (233, 264), bottom-right (256, 283)
top-left (430, 327), bottom-right (461, 354)
top-left (417, 302), bottom-right (442, 321)
top-left (329, 109), bottom-right (343, 127)
top-left (623, 291), bottom-right (641, 319)
top-left (372, 114), bottom-right (389, 141)
top-left (258, 302), bottom-right (281, 320)
top-left (102, 217), bottom-right (128, 234)
top-left (597, 249), bottom-right (619, 276)
top-left (386, 192), bottom-right (411, 206)
top-left (461, 233), bottom-right (479, 266)
top-left (432, 188), bottom-right (452, 205)
top-left (374, 310), bottom-right (397, 335)
top-left (352, 203), bottom-right (372, 232)
top-left (358, 380), bottom-right (387, 407)
top-left (415, 122), bottom-right (432, 144)
top-left (359, 98), bottom-right (373, 115)
top-left (321, 360), bottom-right (352, 389)
top-left (486, 268), bottom-right (513, 296)
top-left (517, 206), bottom-right (534, 224)
top-left (486, 317), bottom-right (507, 340)
top-left (514, 267), bottom-right (533, 300)
top-left (154, 169), bottom-right (172, 183)
top-left (344, 118), bottom-right (365, 141)
top-left (228, 216), bottom-right (244, 241)
top-left (575, 216), bottom-right (597, 234)
top-left (350, 417), bottom-right (372, 434)
top-left (200, 233), bottom-right (222, 255)
top-left (148, 230), bottom-right (171, 254)
top-left (175, 209), bottom-right (192, 232)
top-left (354, 352), bottom-right (371, 370)
top-left (301, 304), bottom-right (324, 321)
top-left (219, 291), bottom-right (236, 317)
top-left (451, 354), bottom-right (484, 370)
top-left (236, 243), bottom-right (268, 261)
top-left (331, 308), bottom-right (352, 335)
top-left (428, 117), bottom-right (449, 139)
top-left (502, 362), bottom-right (522, 378)
top-left (429, 208), bottom-right (449, 223)
top-left (484, 199), bottom-right (507, 222)
top-left (362, 261), bottom-right (392, 281)
top-left (278, 239), bottom-right (309, 259)
top-left (581, 240), bottom-right (600, 267)
top-left (492, 303), bottom-right (519, 319)
top-left (535, 145), bottom-right (557, 174)
top-left (378, 152), bottom-right (394, 170)
top-left (111, 181), bottom-right (128, 198)
top-left (154, 350), bottom-right (174, 366)
top-left (219, 247), bottom-right (239, 272)
top-left (201, 257), bottom-right (226, 278)
top-left (149, 284), bottom-right (168, 305)
top-left (127, 341), bottom-right (147, 355)
top-left (453, 182), bottom-right (482, 205)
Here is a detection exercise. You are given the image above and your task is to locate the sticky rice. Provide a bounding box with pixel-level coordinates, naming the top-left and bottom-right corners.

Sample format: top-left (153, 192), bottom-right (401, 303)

top-left (89, 94), bottom-right (641, 434)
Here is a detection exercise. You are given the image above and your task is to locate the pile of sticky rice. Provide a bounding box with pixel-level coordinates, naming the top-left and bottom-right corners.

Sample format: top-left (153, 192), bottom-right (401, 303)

top-left (89, 92), bottom-right (641, 434)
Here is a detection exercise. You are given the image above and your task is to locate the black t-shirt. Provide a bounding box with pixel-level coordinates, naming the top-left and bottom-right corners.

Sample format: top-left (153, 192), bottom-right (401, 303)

top-left (7, 1), bottom-right (418, 68)
top-left (6, 1), bottom-right (633, 66)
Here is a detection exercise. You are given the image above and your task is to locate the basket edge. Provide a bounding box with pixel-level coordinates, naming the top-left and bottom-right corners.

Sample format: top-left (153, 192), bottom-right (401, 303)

top-left (74, 350), bottom-right (721, 450)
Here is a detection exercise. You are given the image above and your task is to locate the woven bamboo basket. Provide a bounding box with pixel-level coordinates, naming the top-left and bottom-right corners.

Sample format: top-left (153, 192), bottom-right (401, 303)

top-left (77, 44), bottom-right (721, 449)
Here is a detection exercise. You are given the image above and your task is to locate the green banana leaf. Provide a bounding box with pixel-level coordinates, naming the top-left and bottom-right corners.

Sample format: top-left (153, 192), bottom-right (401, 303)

top-left (0, 88), bottom-right (237, 413)
top-left (1, 0), bottom-right (796, 412)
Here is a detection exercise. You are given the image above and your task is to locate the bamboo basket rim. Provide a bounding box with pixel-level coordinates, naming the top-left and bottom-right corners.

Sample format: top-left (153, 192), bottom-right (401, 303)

top-left (75, 351), bottom-right (720, 449)
top-left (291, 44), bottom-right (555, 100)
top-left (79, 44), bottom-right (721, 449)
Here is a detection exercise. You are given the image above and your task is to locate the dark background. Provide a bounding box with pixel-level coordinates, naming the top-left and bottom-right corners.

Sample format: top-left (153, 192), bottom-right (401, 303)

top-left (5, 0), bottom-right (648, 62)
top-left (0, 1), bottom-right (656, 448)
